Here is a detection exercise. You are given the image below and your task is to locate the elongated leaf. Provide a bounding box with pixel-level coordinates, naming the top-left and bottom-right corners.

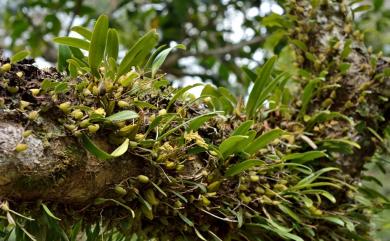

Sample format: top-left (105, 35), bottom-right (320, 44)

top-left (110, 138), bottom-right (129, 157)
top-left (208, 230), bottom-right (223, 241)
top-left (306, 111), bottom-right (354, 130)
top-left (282, 151), bottom-right (327, 163)
top-left (277, 203), bottom-right (301, 222)
top-left (295, 167), bottom-right (339, 187)
top-left (82, 135), bottom-right (112, 160)
top-left (246, 56), bottom-right (276, 118)
top-left (53, 37), bottom-right (90, 50)
top-left (107, 198), bottom-right (135, 218)
top-left (152, 44), bottom-right (186, 77)
top-left (219, 135), bottom-right (248, 158)
top-left (89, 15), bottom-right (109, 77)
top-left (254, 72), bottom-right (290, 115)
top-left (194, 227), bottom-right (207, 241)
top-left (106, 28), bottom-right (119, 61)
top-left (177, 212), bottom-right (194, 227)
top-left (245, 129), bottom-right (285, 155)
top-left (187, 114), bottom-right (214, 131)
top-left (71, 26), bottom-right (92, 40)
top-left (41, 203), bottom-right (61, 221)
top-left (299, 79), bottom-right (318, 118)
top-left (57, 45), bottom-right (72, 72)
top-left (118, 29), bottom-right (159, 77)
top-left (145, 113), bottom-right (176, 136)
top-left (225, 159), bottom-right (265, 177)
top-left (167, 83), bottom-right (202, 110)
top-left (157, 111), bottom-right (222, 141)
top-left (321, 216), bottom-right (345, 226)
top-left (10, 50), bottom-right (30, 64)
top-left (232, 120), bottom-right (254, 136)
top-left (81, 135), bottom-right (129, 160)
top-left (105, 110), bottom-right (139, 122)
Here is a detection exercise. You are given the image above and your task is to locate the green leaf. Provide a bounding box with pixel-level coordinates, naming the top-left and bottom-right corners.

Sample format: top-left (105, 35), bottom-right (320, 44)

top-left (290, 39), bottom-right (308, 52)
top-left (69, 46), bottom-right (85, 60)
top-left (187, 114), bottom-right (214, 131)
top-left (246, 56), bottom-right (276, 118)
top-left (107, 198), bottom-right (135, 218)
top-left (232, 120), bottom-right (254, 136)
top-left (145, 113), bottom-right (176, 136)
top-left (277, 203), bottom-right (301, 222)
top-left (89, 15), bottom-right (109, 77)
top-left (57, 45), bottom-right (72, 72)
top-left (282, 151), bottom-right (327, 164)
top-left (317, 138), bottom-right (361, 154)
top-left (118, 29), bottom-right (159, 77)
top-left (225, 159), bottom-right (266, 177)
top-left (110, 138), bottom-right (129, 157)
top-left (242, 67), bottom-right (257, 82)
top-left (106, 28), bottom-right (119, 61)
top-left (41, 203), bottom-right (61, 221)
top-left (152, 44), bottom-right (186, 78)
top-left (245, 129), bottom-right (286, 155)
top-left (71, 26), bottom-right (92, 40)
top-left (353, 4), bottom-right (371, 13)
top-left (167, 83), bottom-right (202, 110)
top-left (208, 230), bottom-right (223, 241)
top-left (295, 167), bottom-right (339, 188)
top-left (306, 111), bottom-right (354, 130)
top-left (81, 135), bottom-right (129, 160)
top-left (10, 50), bottom-right (30, 64)
top-left (177, 212), bottom-right (194, 227)
top-left (150, 181), bottom-right (167, 197)
top-left (81, 135), bottom-right (112, 160)
top-left (53, 37), bottom-right (90, 50)
top-left (54, 82), bottom-right (69, 94)
top-left (299, 79), bottom-right (318, 118)
top-left (321, 216), bottom-right (345, 227)
top-left (194, 227), bottom-right (207, 241)
top-left (105, 110), bottom-right (139, 122)
top-left (157, 111), bottom-right (222, 141)
top-left (219, 135), bottom-right (248, 158)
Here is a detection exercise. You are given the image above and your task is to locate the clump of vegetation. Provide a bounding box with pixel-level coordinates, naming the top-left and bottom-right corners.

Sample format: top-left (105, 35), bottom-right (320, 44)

top-left (0, 1), bottom-right (389, 241)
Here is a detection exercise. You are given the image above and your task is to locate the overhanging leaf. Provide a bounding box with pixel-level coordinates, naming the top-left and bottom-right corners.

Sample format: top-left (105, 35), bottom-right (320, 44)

top-left (53, 37), bottom-right (90, 50)
top-left (225, 159), bottom-right (266, 177)
top-left (245, 129), bottom-right (286, 155)
top-left (106, 28), bottom-right (119, 61)
top-left (118, 29), bottom-right (159, 77)
top-left (167, 83), bottom-right (202, 110)
top-left (41, 203), bottom-right (61, 221)
top-left (71, 26), bottom-right (92, 40)
top-left (219, 135), bottom-right (248, 158)
top-left (246, 56), bottom-right (276, 118)
top-left (105, 110), bottom-right (139, 122)
top-left (232, 120), bottom-right (254, 136)
top-left (81, 135), bottom-right (129, 160)
top-left (282, 151), bottom-right (328, 164)
top-left (10, 50), bottom-right (30, 64)
top-left (110, 138), bottom-right (129, 157)
top-left (89, 15), bottom-right (109, 77)
top-left (152, 44), bottom-right (186, 77)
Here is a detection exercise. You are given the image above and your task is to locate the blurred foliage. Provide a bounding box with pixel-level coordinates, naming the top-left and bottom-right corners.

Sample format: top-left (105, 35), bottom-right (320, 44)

top-left (355, 0), bottom-right (390, 55)
top-left (0, 0), bottom-right (288, 94)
